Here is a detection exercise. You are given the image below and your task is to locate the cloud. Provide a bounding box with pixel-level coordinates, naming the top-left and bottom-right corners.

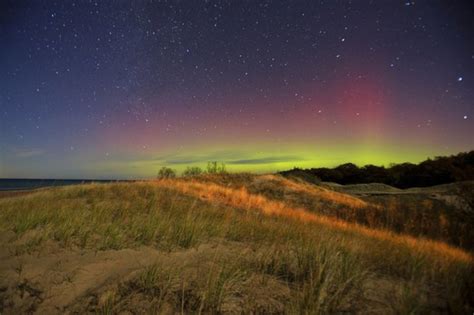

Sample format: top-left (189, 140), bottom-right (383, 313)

top-left (15, 149), bottom-right (45, 158)
top-left (97, 150), bottom-right (308, 177)
top-left (159, 153), bottom-right (303, 166)
top-left (164, 158), bottom-right (204, 165)
top-left (228, 156), bottom-right (303, 165)
top-left (153, 150), bottom-right (246, 165)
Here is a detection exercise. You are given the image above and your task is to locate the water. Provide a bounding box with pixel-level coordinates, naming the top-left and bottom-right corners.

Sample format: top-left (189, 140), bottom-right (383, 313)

top-left (0, 179), bottom-right (126, 191)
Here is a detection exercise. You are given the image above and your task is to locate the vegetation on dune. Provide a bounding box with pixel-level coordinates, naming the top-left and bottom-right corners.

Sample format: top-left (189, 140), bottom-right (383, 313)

top-left (206, 161), bottom-right (227, 174)
top-left (157, 161), bottom-right (226, 179)
top-left (282, 150), bottom-right (474, 188)
top-left (157, 166), bottom-right (177, 179)
top-left (195, 173), bottom-right (474, 250)
top-left (0, 176), bottom-right (473, 313)
top-left (182, 166), bottom-right (203, 177)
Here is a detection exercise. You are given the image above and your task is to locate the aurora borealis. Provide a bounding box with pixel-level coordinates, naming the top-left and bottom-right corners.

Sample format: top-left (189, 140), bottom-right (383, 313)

top-left (1, 1), bottom-right (473, 179)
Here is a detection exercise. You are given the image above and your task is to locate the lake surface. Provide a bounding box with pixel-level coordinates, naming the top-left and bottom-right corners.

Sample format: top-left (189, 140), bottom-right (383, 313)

top-left (0, 179), bottom-right (126, 191)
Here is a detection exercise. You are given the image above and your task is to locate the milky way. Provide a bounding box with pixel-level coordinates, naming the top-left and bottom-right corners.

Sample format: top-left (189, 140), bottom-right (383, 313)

top-left (1, 1), bottom-right (473, 178)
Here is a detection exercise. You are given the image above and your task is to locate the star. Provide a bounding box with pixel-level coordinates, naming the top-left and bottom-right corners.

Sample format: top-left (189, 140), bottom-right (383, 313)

top-left (1, 0), bottom-right (473, 178)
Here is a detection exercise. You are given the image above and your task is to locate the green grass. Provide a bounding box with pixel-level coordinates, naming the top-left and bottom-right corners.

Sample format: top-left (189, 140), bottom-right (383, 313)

top-left (0, 178), bottom-right (473, 313)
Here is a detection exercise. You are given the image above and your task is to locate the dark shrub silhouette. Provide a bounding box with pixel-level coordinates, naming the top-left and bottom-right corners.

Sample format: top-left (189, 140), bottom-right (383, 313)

top-left (183, 166), bottom-right (203, 177)
top-left (157, 166), bottom-right (177, 179)
top-left (281, 151), bottom-right (474, 188)
top-left (207, 161), bottom-right (226, 174)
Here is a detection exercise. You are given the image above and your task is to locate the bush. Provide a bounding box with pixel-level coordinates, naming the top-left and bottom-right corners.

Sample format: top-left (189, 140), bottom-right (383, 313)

top-left (280, 151), bottom-right (474, 188)
top-left (207, 161), bottom-right (226, 174)
top-left (157, 167), bottom-right (176, 179)
top-left (183, 166), bottom-right (203, 177)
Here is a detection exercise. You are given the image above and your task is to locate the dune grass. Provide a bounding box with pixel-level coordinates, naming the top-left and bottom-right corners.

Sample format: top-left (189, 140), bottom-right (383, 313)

top-left (0, 178), bottom-right (473, 313)
top-left (196, 173), bottom-right (474, 250)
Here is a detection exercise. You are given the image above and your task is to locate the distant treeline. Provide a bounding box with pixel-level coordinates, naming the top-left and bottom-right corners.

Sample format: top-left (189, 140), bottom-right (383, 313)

top-left (157, 161), bottom-right (227, 179)
top-left (280, 151), bottom-right (474, 188)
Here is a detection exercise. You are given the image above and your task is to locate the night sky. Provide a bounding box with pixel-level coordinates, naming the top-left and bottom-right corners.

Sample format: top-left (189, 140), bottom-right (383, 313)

top-left (1, 1), bottom-right (473, 179)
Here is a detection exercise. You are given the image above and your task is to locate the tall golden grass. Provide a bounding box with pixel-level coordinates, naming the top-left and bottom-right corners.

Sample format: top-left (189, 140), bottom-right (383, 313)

top-left (0, 179), bottom-right (472, 313)
top-left (198, 173), bottom-right (474, 250)
top-left (155, 178), bottom-right (472, 264)
top-left (259, 174), bottom-right (371, 208)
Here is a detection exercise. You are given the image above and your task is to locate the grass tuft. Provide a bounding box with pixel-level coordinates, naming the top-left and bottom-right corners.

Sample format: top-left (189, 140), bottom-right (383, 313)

top-left (0, 177), bottom-right (472, 313)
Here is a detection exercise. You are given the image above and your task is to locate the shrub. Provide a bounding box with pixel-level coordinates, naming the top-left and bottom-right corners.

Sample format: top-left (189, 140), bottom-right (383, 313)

top-left (280, 150), bottom-right (474, 188)
top-left (183, 166), bottom-right (203, 177)
top-left (157, 167), bottom-right (176, 179)
top-left (207, 161), bottom-right (226, 174)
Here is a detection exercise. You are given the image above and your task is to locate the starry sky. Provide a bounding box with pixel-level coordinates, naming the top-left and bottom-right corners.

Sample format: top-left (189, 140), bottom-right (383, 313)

top-left (1, 1), bottom-right (473, 179)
